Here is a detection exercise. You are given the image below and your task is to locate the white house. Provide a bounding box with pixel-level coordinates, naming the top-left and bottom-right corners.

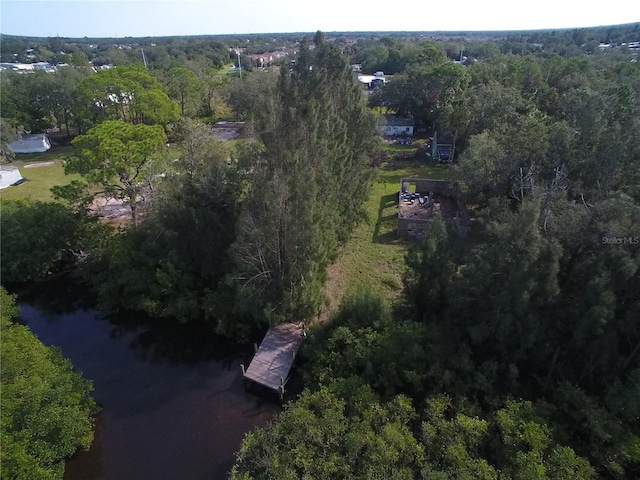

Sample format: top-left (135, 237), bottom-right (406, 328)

top-left (0, 166), bottom-right (25, 189)
top-left (8, 134), bottom-right (52, 154)
top-left (379, 116), bottom-right (415, 137)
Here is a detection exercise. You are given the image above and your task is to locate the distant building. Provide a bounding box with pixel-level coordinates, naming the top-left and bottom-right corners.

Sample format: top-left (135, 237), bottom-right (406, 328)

top-left (249, 51), bottom-right (286, 67)
top-left (92, 64), bottom-right (115, 71)
top-left (379, 116), bottom-right (414, 137)
top-left (8, 134), bottom-right (52, 154)
top-left (0, 62), bottom-right (34, 72)
top-left (358, 74), bottom-right (387, 89)
top-left (0, 62), bottom-right (57, 73)
top-left (32, 62), bottom-right (56, 72)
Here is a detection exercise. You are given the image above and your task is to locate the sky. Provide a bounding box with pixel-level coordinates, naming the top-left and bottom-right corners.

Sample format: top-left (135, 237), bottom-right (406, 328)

top-left (1, 0), bottom-right (639, 38)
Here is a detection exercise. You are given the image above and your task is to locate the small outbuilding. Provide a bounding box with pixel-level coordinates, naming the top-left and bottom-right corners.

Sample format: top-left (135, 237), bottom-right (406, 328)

top-left (8, 134), bottom-right (52, 154)
top-left (0, 166), bottom-right (25, 189)
top-left (379, 115), bottom-right (415, 137)
top-left (431, 130), bottom-right (454, 163)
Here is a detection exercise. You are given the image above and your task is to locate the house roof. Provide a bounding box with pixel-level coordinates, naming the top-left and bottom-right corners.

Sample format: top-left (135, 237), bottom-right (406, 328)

top-left (17, 134), bottom-right (49, 142)
top-left (8, 133), bottom-right (51, 153)
top-left (384, 116), bottom-right (415, 127)
top-left (0, 165), bottom-right (24, 189)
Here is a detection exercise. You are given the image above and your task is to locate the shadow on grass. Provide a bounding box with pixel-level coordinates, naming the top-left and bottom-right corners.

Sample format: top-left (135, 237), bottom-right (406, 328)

top-left (13, 145), bottom-right (72, 164)
top-left (373, 192), bottom-right (403, 244)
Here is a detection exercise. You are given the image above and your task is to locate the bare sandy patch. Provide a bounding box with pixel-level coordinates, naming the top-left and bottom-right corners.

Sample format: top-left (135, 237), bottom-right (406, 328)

top-left (89, 196), bottom-right (133, 223)
top-left (23, 161), bottom-right (55, 168)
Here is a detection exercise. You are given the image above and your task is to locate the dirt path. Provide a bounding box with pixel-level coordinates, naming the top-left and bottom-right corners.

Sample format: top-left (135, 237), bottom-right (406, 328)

top-left (23, 161), bottom-right (55, 168)
top-left (314, 262), bottom-right (348, 325)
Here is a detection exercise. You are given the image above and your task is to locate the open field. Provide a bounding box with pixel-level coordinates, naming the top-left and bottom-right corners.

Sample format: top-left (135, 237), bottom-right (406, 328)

top-left (1, 147), bottom-right (81, 203)
top-left (318, 155), bottom-right (453, 321)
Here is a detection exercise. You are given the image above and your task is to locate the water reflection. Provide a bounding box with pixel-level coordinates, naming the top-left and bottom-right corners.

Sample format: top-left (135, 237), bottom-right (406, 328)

top-left (106, 310), bottom-right (249, 367)
top-left (8, 273), bottom-right (97, 316)
top-left (12, 278), bottom-right (280, 480)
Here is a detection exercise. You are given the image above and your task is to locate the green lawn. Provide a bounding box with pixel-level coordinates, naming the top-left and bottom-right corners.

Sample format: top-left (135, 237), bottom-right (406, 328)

top-left (1, 139), bottom-right (245, 203)
top-left (321, 157), bottom-right (453, 317)
top-left (1, 147), bottom-right (80, 203)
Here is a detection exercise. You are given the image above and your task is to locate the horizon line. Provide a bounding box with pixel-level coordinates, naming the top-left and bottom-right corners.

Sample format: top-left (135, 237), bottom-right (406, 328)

top-left (1, 21), bottom-right (639, 40)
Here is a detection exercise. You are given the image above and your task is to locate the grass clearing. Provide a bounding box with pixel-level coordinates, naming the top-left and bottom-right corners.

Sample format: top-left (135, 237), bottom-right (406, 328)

top-left (319, 156), bottom-right (454, 320)
top-left (1, 147), bottom-right (80, 203)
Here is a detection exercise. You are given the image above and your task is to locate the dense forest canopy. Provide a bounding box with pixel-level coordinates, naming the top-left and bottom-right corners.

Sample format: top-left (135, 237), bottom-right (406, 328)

top-left (0, 288), bottom-right (98, 479)
top-left (1, 22), bottom-right (639, 479)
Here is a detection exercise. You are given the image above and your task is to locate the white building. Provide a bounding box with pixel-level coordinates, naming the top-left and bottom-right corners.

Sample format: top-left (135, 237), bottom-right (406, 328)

top-left (379, 116), bottom-right (415, 137)
top-left (8, 134), bottom-right (52, 153)
top-left (0, 166), bottom-right (25, 189)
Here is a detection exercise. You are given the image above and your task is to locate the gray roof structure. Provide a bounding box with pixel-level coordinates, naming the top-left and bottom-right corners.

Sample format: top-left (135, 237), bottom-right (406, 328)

top-left (384, 116), bottom-right (415, 127)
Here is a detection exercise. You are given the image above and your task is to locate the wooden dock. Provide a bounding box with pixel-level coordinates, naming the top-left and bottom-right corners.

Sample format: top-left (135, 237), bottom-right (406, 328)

top-left (241, 323), bottom-right (306, 400)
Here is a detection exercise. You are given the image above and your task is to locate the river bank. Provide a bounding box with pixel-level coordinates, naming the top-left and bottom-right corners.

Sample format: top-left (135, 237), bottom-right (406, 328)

top-left (11, 279), bottom-right (281, 480)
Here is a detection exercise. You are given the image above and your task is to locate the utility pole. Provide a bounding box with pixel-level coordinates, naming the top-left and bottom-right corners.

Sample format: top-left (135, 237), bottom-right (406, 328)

top-left (237, 48), bottom-right (242, 80)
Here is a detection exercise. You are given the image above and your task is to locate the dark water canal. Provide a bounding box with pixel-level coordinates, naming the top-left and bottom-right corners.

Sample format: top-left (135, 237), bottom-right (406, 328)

top-left (14, 280), bottom-right (280, 480)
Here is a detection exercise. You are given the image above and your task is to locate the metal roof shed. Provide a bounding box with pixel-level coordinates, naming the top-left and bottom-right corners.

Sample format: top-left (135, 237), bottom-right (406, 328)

top-left (8, 134), bottom-right (52, 154)
top-left (0, 166), bottom-right (25, 189)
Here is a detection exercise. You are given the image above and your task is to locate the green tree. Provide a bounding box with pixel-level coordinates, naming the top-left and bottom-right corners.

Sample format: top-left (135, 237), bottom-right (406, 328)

top-left (304, 289), bottom-right (433, 399)
top-left (452, 200), bottom-right (562, 370)
top-left (0, 117), bottom-right (24, 163)
top-left (495, 400), bottom-right (595, 479)
top-left (404, 217), bottom-right (459, 322)
top-left (0, 199), bottom-right (100, 283)
top-left (78, 64), bottom-right (179, 127)
top-left (1, 70), bottom-right (52, 132)
top-left (456, 131), bottom-right (510, 199)
top-left (225, 70), bottom-right (279, 123)
top-left (31, 66), bottom-right (92, 137)
top-left (232, 384), bottom-right (424, 480)
top-left (165, 67), bottom-right (203, 116)
top-left (369, 60), bottom-right (469, 130)
top-left (196, 67), bottom-right (229, 118)
top-left (229, 32), bottom-right (379, 325)
top-left (57, 120), bottom-right (167, 223)
top-left (84, 119), bottom-right (239, 323)
top-left (421, 395), bottom-right (498, 480)
top-left (0, 287), bottom-right (98, 480)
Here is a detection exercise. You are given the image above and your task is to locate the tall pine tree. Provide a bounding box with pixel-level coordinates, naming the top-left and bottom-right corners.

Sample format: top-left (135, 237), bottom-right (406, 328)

top-left (228, 32), bottom-right (379, 326)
